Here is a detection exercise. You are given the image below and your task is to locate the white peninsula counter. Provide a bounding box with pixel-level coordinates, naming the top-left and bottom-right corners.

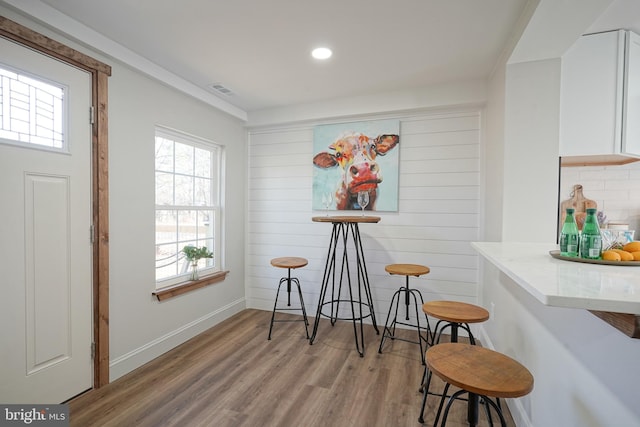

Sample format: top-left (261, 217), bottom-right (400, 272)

top-left (472, 242), bottom-right (640, 337)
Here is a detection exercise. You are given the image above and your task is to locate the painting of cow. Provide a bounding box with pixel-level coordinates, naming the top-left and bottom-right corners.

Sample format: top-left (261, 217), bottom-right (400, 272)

top-left (313, 120), bottom-right (400, 212)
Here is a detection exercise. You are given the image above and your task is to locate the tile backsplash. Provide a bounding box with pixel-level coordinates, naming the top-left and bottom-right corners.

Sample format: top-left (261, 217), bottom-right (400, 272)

top-left (560, 160), bottom-right (640, 232)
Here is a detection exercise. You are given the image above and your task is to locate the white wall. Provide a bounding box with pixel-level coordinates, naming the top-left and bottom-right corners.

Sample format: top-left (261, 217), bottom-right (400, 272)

top-left (107, 63), bottom-right (247, 380)
top-left (246, 107), bottom-right (484, 335)
top-left (503, 58), bottom-right (562, 242)
top-left (483, 58), bottom-right (507, 243)
top-left (0, 6), bottom-right (249, 382)
top-left (246, 79), bottom-right (486, 128)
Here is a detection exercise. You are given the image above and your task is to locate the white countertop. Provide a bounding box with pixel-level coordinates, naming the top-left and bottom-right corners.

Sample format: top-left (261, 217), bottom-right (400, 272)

top-left (472, 242), bottom-right (640, 315)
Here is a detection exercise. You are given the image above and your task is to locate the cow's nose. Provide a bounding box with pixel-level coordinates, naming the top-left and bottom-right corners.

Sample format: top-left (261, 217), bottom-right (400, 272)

top-left (350, 163), bottom-right (378, 177)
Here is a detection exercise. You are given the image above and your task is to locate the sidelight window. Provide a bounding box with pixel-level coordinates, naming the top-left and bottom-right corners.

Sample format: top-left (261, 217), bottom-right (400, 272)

top-left (0, 65), bottom-right (65, 150)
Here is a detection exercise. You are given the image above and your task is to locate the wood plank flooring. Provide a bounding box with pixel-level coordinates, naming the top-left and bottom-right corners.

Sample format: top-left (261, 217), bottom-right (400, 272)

top-left (69, 309), bottom-right (516, 427)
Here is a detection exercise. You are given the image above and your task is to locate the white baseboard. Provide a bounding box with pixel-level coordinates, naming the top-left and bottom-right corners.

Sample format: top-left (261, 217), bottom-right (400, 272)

top-left (109, 298), bottom-right (245, 381)
top-left (477, 326), bottom-right (533, 427)
top-left (247, 300), bottom-right (274, 312)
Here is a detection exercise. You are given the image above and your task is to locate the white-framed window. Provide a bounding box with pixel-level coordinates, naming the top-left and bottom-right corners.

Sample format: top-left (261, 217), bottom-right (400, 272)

top-left (155, 126), bottom-right (222, 287)
top-left (0, 64), bottom-right (66, 151)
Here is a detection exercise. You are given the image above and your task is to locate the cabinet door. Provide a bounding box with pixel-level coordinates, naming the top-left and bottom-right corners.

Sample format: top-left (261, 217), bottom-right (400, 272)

top-left (560, 30), bottom-right (625, 156)
top-left (623, 31), bottom-right (640, 157)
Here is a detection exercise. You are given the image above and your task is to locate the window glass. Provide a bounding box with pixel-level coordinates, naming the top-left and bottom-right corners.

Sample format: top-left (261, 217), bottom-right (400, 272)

top-left (194, 147), bottom-right (211, 178)
top-left (155, 137), bottom-right (174, 172)
top-left (0, 65), bottom-right (66, 150)
top-left (155, 128), bottom-right (222, 285)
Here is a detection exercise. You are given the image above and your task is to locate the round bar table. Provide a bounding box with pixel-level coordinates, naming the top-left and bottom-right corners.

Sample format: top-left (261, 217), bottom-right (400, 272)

top-left (310, 215), bottom-right (380, 356)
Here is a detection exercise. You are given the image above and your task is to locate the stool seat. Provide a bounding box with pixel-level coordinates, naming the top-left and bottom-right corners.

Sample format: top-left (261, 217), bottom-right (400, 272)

top-left (385, 263), bottom-right (430, 277)
top-left (427, 343), bottom-right (534, 399)
top-left (422, 301), bottom-right (489, 325)
top-left (271, 257), bottom-right (308, 269)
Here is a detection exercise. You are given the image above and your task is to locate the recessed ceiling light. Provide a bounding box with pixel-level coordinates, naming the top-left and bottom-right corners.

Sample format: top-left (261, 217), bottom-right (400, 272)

top-left (312, 47), bottom-right (332, 60)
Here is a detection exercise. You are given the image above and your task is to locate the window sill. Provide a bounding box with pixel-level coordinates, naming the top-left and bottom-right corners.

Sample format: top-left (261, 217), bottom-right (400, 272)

top-left (152, 270), bottom-right (229, 301)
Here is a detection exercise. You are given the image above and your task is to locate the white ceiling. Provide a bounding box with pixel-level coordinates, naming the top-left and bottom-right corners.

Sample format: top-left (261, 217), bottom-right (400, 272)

top-left (27, 0), bottom-right (530, 113)
top-left (587, 0), bottom-right (640, 35)
top-left (509, 0), bottom-right (640, 64)
top-left (4, 0), bottom-right (639, 116)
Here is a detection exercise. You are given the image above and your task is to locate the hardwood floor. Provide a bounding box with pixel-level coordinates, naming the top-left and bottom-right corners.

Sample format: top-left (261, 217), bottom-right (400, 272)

top-left (69, 309), bottom-right (516, 427)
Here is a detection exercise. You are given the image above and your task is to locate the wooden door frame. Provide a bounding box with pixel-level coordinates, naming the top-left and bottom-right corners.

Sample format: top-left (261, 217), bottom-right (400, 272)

top-left (0, 16), bottom-right (111, 388)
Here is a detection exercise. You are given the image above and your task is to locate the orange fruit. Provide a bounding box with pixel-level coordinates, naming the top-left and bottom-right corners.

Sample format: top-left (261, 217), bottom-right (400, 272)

top-left (622, 241), bottom-right (640, 253)
top-left (602, 250), bottom-right (621, 261)
top-left (610, 249), bottom-right (634, 261)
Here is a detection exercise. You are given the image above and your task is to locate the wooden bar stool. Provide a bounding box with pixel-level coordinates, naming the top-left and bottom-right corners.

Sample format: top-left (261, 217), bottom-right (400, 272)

top-left (419, 300), bottom-right (490, 423)
top-left (421, 343), bottom-right (533, 427)
top-left (268, 257), bottom-right (309, 340)
top-left (378, 263), bottom-right (431, 364)
top-left (422, 300), bottom-right (489, 345)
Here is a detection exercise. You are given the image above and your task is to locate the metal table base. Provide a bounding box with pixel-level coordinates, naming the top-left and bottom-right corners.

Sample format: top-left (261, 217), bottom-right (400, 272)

top-left (310, 216), bottom-right (380, 356)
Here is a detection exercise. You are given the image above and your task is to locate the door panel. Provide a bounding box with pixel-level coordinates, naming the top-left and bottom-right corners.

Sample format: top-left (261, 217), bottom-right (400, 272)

top-left (26, 174), bottom-right (71, 373)
top-left (0, 37), bottom-right (92, 403)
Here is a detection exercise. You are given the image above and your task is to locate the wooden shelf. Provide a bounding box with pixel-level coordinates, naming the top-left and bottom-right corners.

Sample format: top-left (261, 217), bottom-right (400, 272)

top-left (589, 311), bottom-right (640, 338)
top-left (153, 271), bottom-right (229, 301)
top-left (561, 154), bottom-right (640, 167)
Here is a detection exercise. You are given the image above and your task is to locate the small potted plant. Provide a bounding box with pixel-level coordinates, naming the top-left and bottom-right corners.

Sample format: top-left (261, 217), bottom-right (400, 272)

top-left (181, 245), bottom-right (213, 280)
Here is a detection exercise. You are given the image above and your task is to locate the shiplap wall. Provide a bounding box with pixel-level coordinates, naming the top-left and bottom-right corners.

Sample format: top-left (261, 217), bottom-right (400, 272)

top-left (560, 161), bottom-right (640, 233)
top-left (246, 110), bottom-right (481, 329)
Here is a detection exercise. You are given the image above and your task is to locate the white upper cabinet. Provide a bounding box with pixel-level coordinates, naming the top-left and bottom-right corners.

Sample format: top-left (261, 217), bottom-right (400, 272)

top-left (623, 31), bottom-right (640, 156)
top-left (560, 30), bottom-right (640, 164)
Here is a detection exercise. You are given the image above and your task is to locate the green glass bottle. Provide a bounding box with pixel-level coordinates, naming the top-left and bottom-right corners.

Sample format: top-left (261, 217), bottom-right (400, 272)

top-left (579, 208), bottom-right (602, 259)
top-left (559, 208), bottom-right (579, 257)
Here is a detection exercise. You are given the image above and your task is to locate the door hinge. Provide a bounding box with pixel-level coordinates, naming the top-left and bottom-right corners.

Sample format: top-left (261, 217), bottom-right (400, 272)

top-left (90, 224), bottom-right (95, 243)
top-left (91, 342), bottom-right (96, 359)
top-left (90, 106), bottom-right (95, 125)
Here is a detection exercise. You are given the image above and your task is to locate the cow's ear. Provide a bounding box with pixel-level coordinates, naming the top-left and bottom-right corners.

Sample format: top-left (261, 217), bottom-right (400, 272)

top-left (374, 134), bottom-right (399, 155)
top-left (313, 152), bottom-right (338, 168)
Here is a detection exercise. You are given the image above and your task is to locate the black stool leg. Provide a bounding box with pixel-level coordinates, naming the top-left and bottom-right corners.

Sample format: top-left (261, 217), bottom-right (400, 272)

top-left (268, 268), bottom-right (308, 340)
top-left (433, 382), bottom-right (453, 426)
top-left (438, 388), bottom-right (466, 427)
top-left (481, 397), bottom-right (495, 427)
top-left (268, 277), bottom-right (287, 340)
top-left (418, 367), bottom-right (434, 423)
top-left (409, 289), bottom-right (429, 365)
top-left (379, 278), bottom-right (431, 365)
top-left (437, 390), bottom-right (506, 427)
top-left (378, 288), bottom-right (401, 354)
top-left (481, 397), bottom-right (508, 427)
top-left (293, 277), bottom-right (309, 338)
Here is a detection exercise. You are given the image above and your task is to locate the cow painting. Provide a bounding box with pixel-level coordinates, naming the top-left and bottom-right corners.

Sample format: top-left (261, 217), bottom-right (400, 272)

top-left (313, 131), bottom-right (399, 211)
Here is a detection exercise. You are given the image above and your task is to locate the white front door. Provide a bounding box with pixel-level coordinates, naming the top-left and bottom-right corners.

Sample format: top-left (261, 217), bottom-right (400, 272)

top-left (0, 37), bottom-right (93, 403)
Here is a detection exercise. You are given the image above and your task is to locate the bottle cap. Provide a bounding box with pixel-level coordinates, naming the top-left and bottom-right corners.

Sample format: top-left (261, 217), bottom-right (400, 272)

top-left (586, 208), bottom-right (597, 214)
top-left (566, 208), bottom-right (575, 214)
